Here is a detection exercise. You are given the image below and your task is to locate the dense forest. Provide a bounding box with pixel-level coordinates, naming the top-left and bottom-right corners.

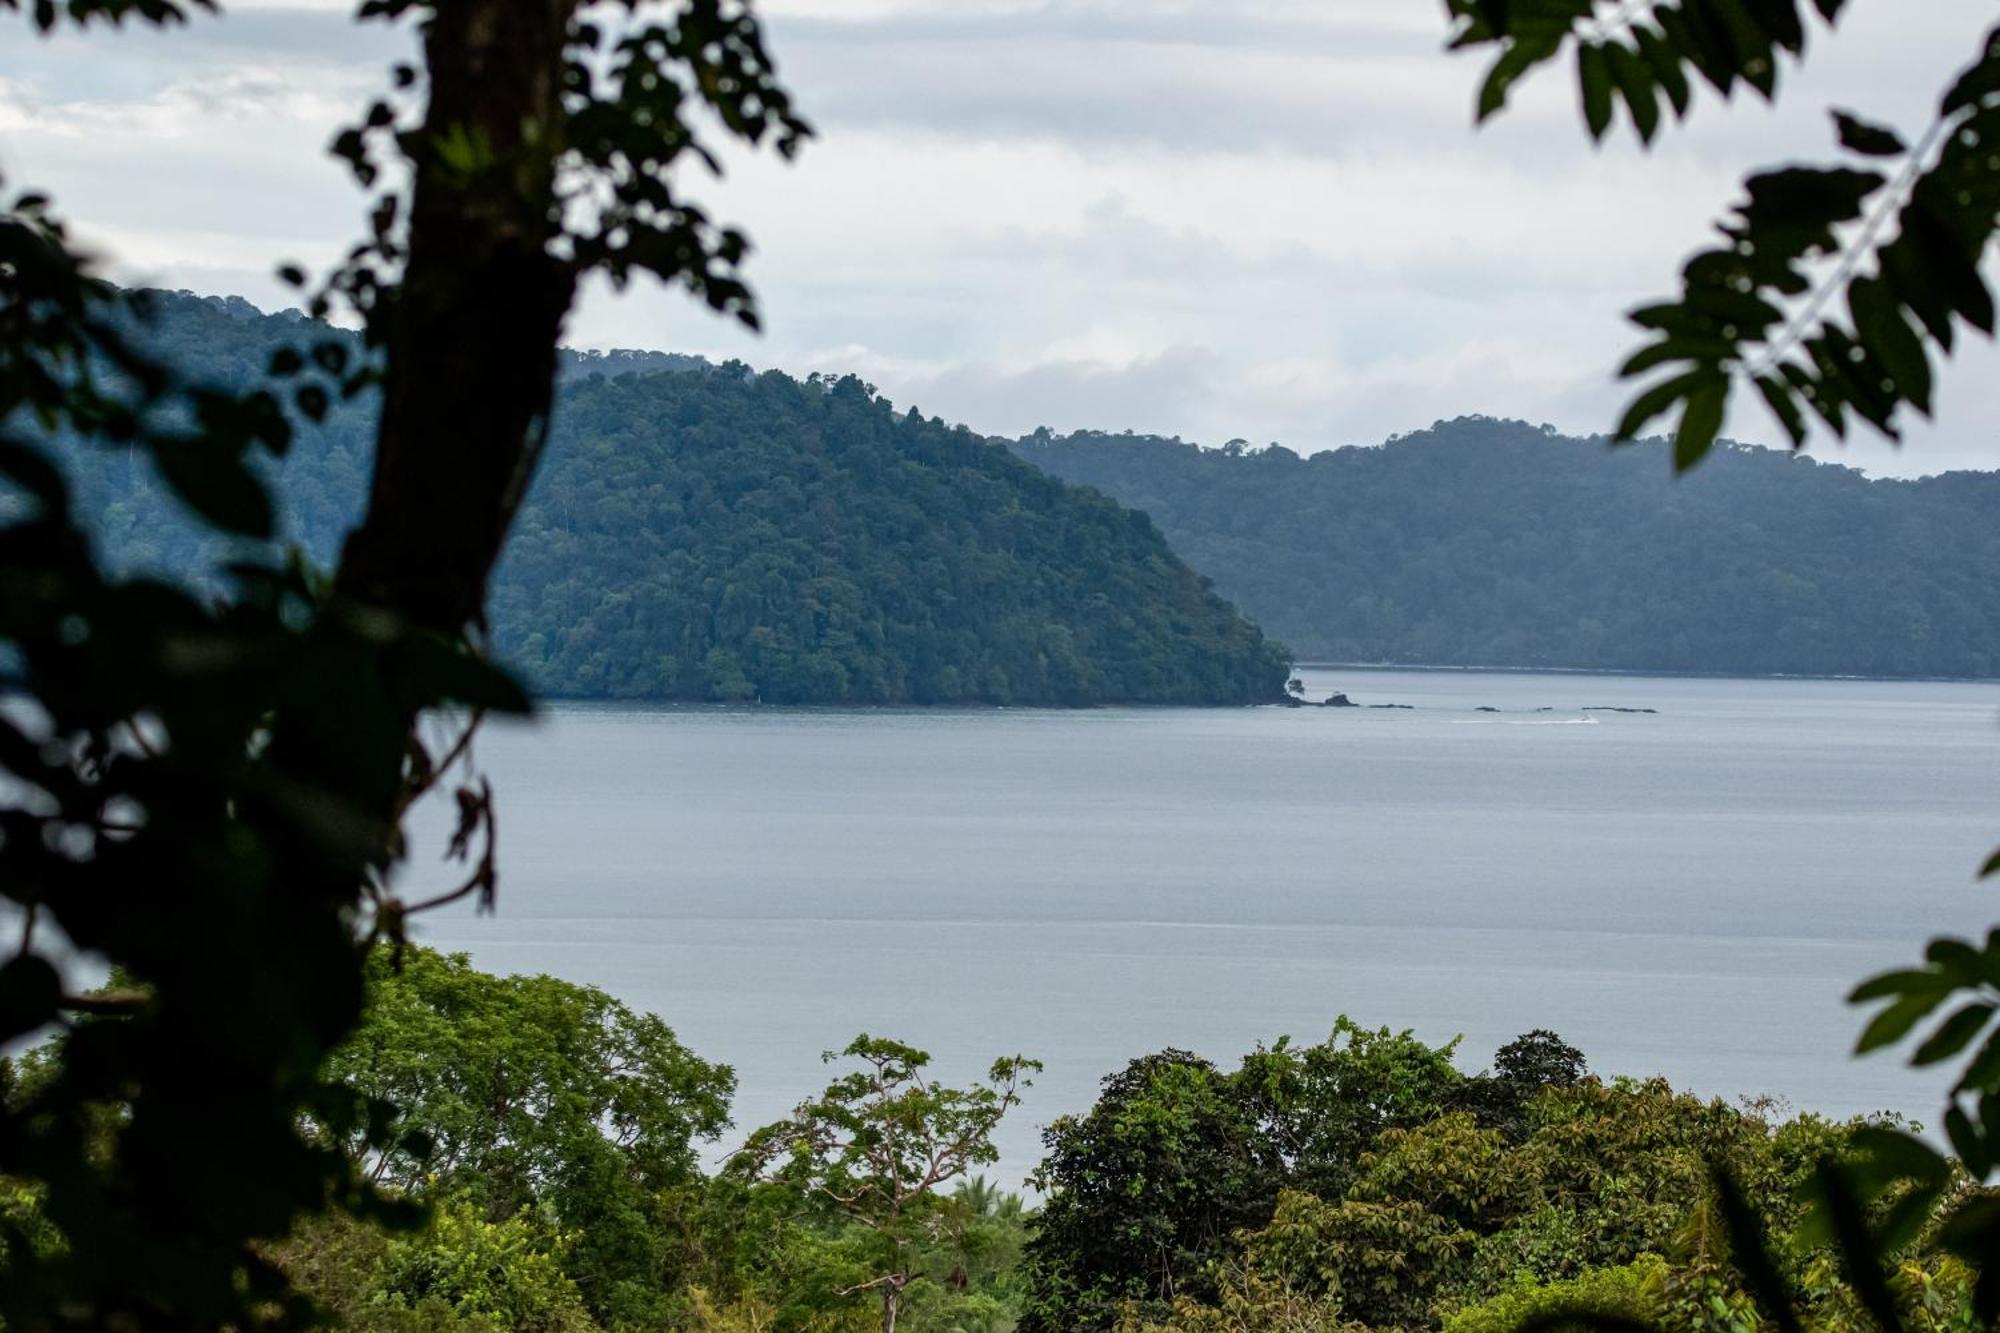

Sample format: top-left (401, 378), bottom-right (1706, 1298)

top-left (1014, 421), bottom-right (2000, 679)
top-left (63, 292), bottom-right (2000, 690)
top-left (4, 950), bottom-right (1971, 1333)
top-left (59, 291), bottom-right (1290, 706)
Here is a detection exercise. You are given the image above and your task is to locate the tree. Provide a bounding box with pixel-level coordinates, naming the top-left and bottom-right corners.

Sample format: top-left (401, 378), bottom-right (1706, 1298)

top-left (1442, 3), bottom-right (2000, 1325)
top-left (1451, 1029), bottom-right (1591, 1140)
top-left (1022, 1023), bottom-right (1467, 1333)
top-left (0, 0), bottom-right (805, 1325)
top-left (735, 1035), bottom-right (1038, 1333)
top-left (272, 1199), bottom-right (600, 1333)
top-left (1108, 1069), bottom-right (1885, 1333)
top-left (1021, 1050), bottom-right (1274, 1333)
top-left (322, 947), bottom-right (734, 1327)
top-left (1017, 417), bottom-right (2000, 680)
top-left (53, 294), bottom-right (1296, 709)
top-left (1446, 1), bottom-right (2000, 471)
top-left (1238, 1018), bottom-right (1467, 1202)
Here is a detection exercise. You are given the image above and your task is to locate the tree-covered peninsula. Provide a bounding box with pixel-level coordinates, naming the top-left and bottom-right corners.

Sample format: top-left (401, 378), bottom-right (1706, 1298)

top-left (68, 292), bottom-right (1290, 706)
top-left (1014, 419), bottom-right (2000, 679)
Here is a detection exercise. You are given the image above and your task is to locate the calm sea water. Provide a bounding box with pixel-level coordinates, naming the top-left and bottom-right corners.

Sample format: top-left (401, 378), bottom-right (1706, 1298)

top-left (405, 667), bottom-right (2000, 1185)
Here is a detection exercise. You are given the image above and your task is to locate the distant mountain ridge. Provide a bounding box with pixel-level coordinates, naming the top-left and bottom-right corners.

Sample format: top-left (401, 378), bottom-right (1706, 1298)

top-left (1011, 418), bottom-right (2000, 679)
top-left (66, 291), bottom-right (2000, 687)
top-left (56, 290), bottom-right (1291, 706)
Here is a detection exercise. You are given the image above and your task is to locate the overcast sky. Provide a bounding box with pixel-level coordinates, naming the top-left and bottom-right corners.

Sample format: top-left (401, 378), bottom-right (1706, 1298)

top-left (2, 0), bottom-right (1995, 475)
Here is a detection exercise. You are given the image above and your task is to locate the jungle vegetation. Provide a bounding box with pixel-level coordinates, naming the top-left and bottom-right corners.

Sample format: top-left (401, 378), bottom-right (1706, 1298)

top-left (7, 951), bottom-right (1978, 1333)
top-left (59, 289), bottom-right (1291, 707)
top-left (1014, 419), bottom-right (2000, 679)
top-left (3, 0), bottom-right (1999, 1328)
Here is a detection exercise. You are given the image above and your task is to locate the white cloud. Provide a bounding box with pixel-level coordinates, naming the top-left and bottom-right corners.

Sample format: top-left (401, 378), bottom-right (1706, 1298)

top-left (0, 0), bottom-right (1994, 474)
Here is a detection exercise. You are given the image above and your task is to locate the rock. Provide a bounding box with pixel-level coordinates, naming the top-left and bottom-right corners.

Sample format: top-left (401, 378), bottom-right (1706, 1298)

top-left (1324, 692), bottom-right (1357, 707)
top-left (1582, 706), bottom-right (1659, 714)
top-left (1475, 706), bottom-right (1499, 713)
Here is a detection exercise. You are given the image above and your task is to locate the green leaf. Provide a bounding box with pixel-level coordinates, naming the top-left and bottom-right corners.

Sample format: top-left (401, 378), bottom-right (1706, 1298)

top-left (399, 632), bottom-right (533, 714)
top-left (1604, 41), bottom-right (1660, 143)
top-left (1856, 992), bottom-right (1945, 1054)
top-left (1708, 0), bottom-right (1780, 98)
top-left (1876, 1180), bottom-right (1948, 1252)
top-left (1925, 937), bottom-right (1983, 982)
top-left (1845, 968), bottom-right (1936, 1011)
top-left (1711, 1163), bottom-right (1805, 1333)
top-left (1814, 1161), bottom-right (1910, 1333)
top-left (1742, 0), bottom-right (1807, 53)
top-left (1752, 373), bottom-right (1807, 447)
top-left (1936, 1190), bottom-right (2000, 1260)
top-left (1615, 369), bottom-right (1708, 440)
top-left (1882, 235), bottom-right (1957, 351)
top-left (154, 443), bottom-right (274, 539)
top-left (1942, 23), bottom-right (2000, 115)
top-left (1477, 41), bottom-right (1542, 124)
top-left (1956, 1026), bottom-right (2000, 1096)
top-left (1945, 1105), bottom-right (1989, 1177)
top-left (1847, 275), bottom-right (1932, 414)
top-left (1832, 109), bottom-right (1907, 157)
top-left (1633, 23), bottom-right (1692, 116)
top-left (1672, 374), bottom-right (1727, 471)
top-left (1912, 1002), bottom-right (1997, 1066)
top-left (1578, 42), bottom-right (1615, 141)
top-left (1908, 200), bottom-right (1995, 334)
top-left (0, 954), bottom-right (62, 1041)
top-left (1618, 336), bottom-right (1734, 378)
top-left (1848, 1126), bottom-right (1953, 1185)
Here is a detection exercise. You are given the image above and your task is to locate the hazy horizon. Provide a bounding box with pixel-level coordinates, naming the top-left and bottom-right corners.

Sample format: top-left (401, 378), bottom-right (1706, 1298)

top-left (129, 285), bottom-right (2000, 481)
top-left (3, 2), bottom-right (1997, 478)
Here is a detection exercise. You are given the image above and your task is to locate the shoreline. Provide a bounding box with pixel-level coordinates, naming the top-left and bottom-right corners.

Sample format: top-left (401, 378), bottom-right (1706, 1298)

top-left (1296, 661), bottom-right (2000, 687)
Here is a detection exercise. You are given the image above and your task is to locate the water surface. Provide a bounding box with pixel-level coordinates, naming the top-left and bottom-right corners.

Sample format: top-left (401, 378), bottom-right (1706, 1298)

top-left (407, 667), bottom-right (2000, 1183)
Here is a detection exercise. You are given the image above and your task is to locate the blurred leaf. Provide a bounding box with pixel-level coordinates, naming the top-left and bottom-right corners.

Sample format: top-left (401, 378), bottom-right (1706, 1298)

top-left (1814, 1161), bottom-right (1909, 1333)
top-left (1832, 109), bottom-right (1907, 156)
top-left (1857, 992), bottom-right (1944, 1055)
top-left (153, 443), bottom-right (273, 539)
top-left (0, 954), bottom-right (61, 1041)
top-left (1912, 1002), bottom-right (1996, 1066)
top-left (1578, 42), bottom-right (1614, 141)
top-left (1711, 1163), bottom-right (1804, 1333)
top-left (1673, 376), bottom-right (1727, 471)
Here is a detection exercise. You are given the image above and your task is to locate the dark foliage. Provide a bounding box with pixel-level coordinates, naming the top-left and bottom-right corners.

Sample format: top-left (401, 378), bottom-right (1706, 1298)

top-left (1015, 418), bottom-right (2000, 679)
top-left (1446, 1), bottom-right (2000, 471)
top-left (1443, 5), bottom-right (2000, 1330)
top-left (1021, 1022), bottom-right (1469, 1333)
top-left (1450, 1029), bottom-right (1590, 1141)
top-left (0, 0), bottom-right (808, 1325)
top-left (1020, 1051), bottom-right (1276, 1333)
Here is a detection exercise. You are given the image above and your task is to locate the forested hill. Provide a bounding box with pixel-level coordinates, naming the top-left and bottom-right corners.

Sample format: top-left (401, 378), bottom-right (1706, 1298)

top-left (1013, 418), bottom-right (2000, 679)
top-left (61, 291), bottom-right (1290, 705)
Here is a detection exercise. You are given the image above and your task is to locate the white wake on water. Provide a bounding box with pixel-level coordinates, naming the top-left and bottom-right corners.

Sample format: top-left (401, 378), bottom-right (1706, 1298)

top-left (1448, 716), bottom-right (1600, 725)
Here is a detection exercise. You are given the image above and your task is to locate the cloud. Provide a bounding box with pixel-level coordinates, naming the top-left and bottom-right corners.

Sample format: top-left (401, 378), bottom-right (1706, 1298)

top-left (0, 0), bottom-right (1995, 476)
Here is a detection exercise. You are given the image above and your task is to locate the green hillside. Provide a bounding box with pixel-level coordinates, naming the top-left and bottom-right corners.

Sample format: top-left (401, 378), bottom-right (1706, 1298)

top-left (56, 291), bottom-right (1291, 706)
top-left (1014, 418), bottom-right (2000, 679)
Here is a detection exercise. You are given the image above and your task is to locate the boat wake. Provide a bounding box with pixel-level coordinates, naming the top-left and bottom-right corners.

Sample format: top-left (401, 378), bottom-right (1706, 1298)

top-left (1449, 715), bottom-right (1600, 725)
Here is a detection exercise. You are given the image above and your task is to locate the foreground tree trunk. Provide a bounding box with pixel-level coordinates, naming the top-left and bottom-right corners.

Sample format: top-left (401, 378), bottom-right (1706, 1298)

top-left (336, 0), bottom-right (577, 638)
top-left (284, 0), bottom-right (581, 858)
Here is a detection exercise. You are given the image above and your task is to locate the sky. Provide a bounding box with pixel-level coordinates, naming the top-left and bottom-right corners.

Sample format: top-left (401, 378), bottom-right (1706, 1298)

top-left (1, 0), bottom-right (1996, 476)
